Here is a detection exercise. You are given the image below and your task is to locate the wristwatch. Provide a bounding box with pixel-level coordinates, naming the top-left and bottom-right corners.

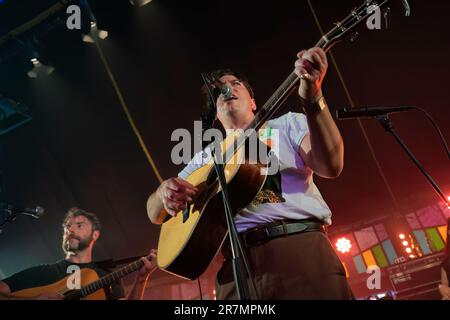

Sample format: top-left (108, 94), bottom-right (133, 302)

top-left (300, 95), bottom-right (327, 114)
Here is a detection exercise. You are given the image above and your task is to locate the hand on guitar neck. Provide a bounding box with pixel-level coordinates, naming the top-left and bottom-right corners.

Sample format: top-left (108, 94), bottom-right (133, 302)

top-left (295, 47), bottom-right (327, 103)
top-left (136, 249), bottom-right (158, 280)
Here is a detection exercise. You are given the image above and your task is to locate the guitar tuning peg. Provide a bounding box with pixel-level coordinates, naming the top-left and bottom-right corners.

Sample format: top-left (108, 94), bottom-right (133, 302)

top-left (350, 32), bottom-right (359, 42)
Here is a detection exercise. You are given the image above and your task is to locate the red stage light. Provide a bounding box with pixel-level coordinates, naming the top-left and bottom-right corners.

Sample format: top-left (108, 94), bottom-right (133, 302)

top-left (402, 240), bottom-right (409, 246)
top-left (405, 248), bottom-right (412, 253)
top-left (399, 233), bottom-right (405, 240)
top-left (336, 237), bottom-right (352, 254)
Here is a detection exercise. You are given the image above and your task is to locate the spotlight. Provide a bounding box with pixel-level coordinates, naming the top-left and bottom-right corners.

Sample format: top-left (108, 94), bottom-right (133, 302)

top-left (402, 240), bottom-right (409, 247)
top-left (335, 237), bottom-right (352, 254)
top-left (399, 233), bottom-right (405, 240)
top-left (80, 0), bottom-right (108, 43)
top-left (405, 247), bottom-right (412, 253)
top-left (130, 0), bottom-right (153, 7)
top-left (27, 57), bottom-right (55, 78)
top-left (82, 21), bottom-right (108, 43)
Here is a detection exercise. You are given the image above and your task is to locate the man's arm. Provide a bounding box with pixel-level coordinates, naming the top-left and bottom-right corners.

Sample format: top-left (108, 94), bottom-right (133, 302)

top-left (295, 47), bottom-right (344, 179)
top-left (125, 250), bottom-right (158, 300)
top-left (0, 281), bottom-right (12, 300)
top-left (146, 191), bottom-right (166, 225)
top-left (0, 280), bottom-right (61, 300)
top-left (439, 267), bottom-right (450, 300)
top-left (147, 178), bottom-right (198, 224)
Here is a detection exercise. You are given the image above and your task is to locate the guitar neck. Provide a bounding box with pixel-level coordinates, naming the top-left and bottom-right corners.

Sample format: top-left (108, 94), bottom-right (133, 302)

top-left (79, 259), bottom-right (144, 298)
top-left (247, 36), bottom-right (330, 133)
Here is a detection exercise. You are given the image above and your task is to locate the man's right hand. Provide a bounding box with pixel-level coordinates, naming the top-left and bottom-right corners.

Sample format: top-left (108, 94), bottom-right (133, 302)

top-left (156, 177), bottom-right (198, 216)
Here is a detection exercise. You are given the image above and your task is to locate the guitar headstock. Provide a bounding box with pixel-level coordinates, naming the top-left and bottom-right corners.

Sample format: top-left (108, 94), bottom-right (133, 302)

top-left (316, 0), bottom-right (410, 52)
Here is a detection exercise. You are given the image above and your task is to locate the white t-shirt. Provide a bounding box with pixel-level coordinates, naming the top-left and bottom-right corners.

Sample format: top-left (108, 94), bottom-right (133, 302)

top-left (178, 112), bottom-right (332, 232)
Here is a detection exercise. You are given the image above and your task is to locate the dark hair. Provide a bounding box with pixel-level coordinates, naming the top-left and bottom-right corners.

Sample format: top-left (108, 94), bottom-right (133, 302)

top-left (62, 207), bottom-right (101, 232)
top-left (203, 69), bottom-right (254, 112)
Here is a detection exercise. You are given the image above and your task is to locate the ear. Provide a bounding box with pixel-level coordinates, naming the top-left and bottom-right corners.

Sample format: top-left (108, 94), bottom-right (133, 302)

top-left (92, 230), bottom-right (100, 242)
top-left (251, 99), bottom-right (257, 112)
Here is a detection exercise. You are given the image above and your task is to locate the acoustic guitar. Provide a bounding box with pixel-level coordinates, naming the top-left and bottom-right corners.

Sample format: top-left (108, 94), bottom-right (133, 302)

top-left (157, 0), bottom-right (405, 280)
top-left (11, 259), bottom-right (145, 300)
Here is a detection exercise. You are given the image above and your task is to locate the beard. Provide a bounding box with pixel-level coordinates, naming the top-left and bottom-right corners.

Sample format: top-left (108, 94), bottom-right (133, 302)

top-left (63, 233), bottom-right (93, 255)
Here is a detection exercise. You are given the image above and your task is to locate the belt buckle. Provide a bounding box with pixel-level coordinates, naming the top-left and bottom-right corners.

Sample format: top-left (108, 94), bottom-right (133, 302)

top-left (242, 226), bottom-right (270, 248)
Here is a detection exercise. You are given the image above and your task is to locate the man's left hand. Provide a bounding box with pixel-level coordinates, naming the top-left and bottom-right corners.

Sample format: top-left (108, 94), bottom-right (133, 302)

top-left (294, 47), bottom-right (328, 102)
top-left (137, 249), bottom-right (158, 280)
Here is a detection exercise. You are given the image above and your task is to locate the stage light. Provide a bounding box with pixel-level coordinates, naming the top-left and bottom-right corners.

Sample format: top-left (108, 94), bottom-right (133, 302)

top-left (399, 233), bottom-right (405, 240)
top-left (409, 254), bottom-right (415, 259)
top-left (335, 237), bottom-right (352, 254)
top-left (130, 0), bottom-right (153, 7)
top-left (82, 21), bottom-right (108, 43)
top-left (27, 57), bottom-right (55, 78)
top-left (80, 0), bottom-right (108, 43)
top-left (405, 247), bottom-right (412, 253)
top-left (402, 240), bottom-right (409, 247)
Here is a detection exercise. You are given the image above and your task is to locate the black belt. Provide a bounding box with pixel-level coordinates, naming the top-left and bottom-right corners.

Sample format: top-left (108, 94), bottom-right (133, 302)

top-left (240, 218), bottom-right (326, 248)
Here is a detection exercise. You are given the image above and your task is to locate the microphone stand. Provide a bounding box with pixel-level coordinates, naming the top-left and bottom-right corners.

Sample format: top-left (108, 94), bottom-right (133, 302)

top-left (374, 114), bottom-right (449, 205)
top-left (0, 208), bottom-right (17, 234)
top-left (0, 203), bottom-right (42, 234)
top-left (200, 73), bottom-right (259, 300)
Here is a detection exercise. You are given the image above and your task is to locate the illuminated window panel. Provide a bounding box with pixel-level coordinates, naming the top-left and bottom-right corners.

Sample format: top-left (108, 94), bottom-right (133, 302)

top-left (372, 245), bottom-right (389, 268)
top-left (374, 224), bottom-right (388, 242)
top-left (354, 227), bottom-right (378, 251)
top-left (406, 212), bottom-right (421, 229)
top-left (412, 230), bottom-right (432, 255)
top-left (425, 228), bottom-right (445, 251)
top-left (353, 255), bottom-right (367, 274)
top-left (416, 205), bottom-right (446, 227)
top-left (438, 202), bottom-right (450, 218)
top-left (362, 250), bottom-right (377, 269)
top-left (381, 240), bottom-right (398, 265)
top-left (438, 225), bottom-right (447, 243)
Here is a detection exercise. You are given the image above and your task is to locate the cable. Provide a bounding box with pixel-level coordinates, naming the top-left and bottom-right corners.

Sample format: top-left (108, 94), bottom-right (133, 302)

top-left (93, 40), bottom-right (163, 183)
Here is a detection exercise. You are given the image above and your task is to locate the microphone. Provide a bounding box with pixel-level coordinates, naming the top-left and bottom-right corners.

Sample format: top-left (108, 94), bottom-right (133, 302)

top-left (336, 106), bottom-right (415, 120)
top-left (211, 80), bottom-right (233, 101)
top-left (0, 203), bottom-right (45, 219)
top-left (220, 84), bottom-right (233, 101)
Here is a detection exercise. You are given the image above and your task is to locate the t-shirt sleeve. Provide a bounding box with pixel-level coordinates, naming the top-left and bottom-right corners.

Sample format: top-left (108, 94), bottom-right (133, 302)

top-left (285, 112), bottom-right (310, 152)
top-left (1, 265), bottom-right (50, 293)
top-left (178, 149), bottom-right (211, 180)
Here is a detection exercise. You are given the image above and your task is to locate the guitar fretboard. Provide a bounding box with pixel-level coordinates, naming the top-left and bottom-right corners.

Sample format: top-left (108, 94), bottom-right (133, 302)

top-left (80, 259), bottom-right (144, 297)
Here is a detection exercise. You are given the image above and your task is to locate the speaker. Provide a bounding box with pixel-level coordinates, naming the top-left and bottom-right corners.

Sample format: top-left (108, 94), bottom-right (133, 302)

top-left (388, 253), bottom-right (444, 300)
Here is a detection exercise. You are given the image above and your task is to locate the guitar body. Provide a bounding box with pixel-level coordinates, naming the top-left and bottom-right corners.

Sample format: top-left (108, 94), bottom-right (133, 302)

top-left (11, 268), bottom-right (106, 300)
top-left (157, 133), bottom-right (268, 279)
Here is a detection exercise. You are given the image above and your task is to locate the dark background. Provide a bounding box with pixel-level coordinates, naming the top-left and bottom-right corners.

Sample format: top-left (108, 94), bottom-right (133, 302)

top-left (0, 0), bottom-right (448, 282)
